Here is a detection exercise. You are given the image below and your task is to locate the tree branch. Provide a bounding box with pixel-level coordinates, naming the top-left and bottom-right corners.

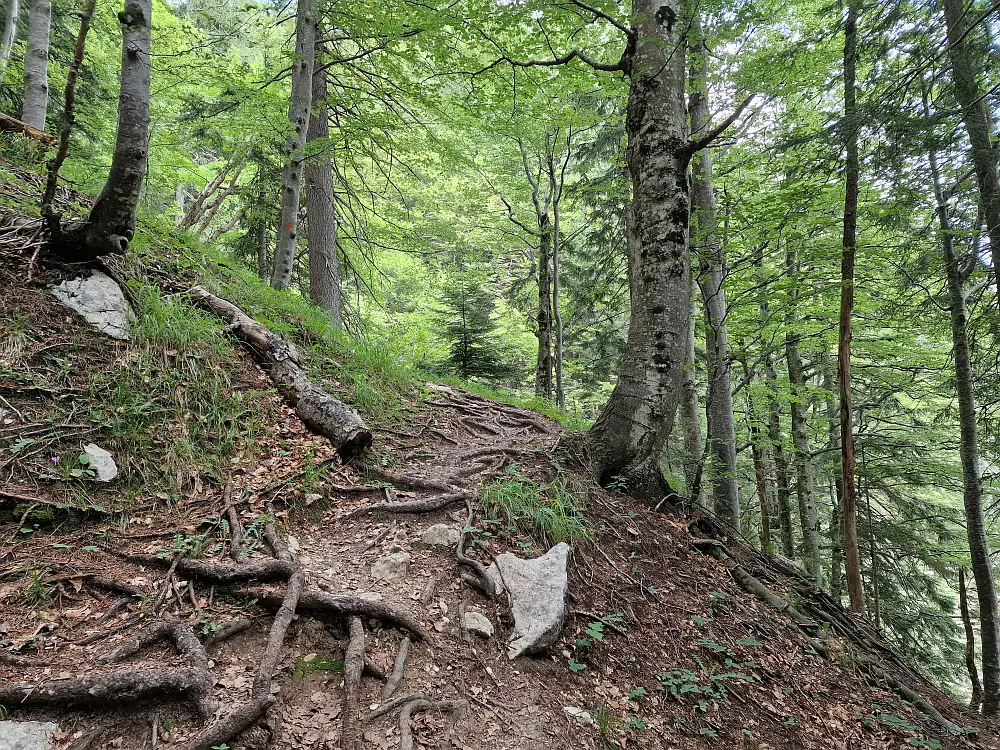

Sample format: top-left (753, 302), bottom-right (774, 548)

top-left (683, 95), bottom-right (757, 155)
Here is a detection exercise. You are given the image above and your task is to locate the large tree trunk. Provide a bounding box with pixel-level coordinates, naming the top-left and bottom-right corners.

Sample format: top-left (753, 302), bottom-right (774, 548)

top-left (928, 143), bottom-right (1000, 716)
top-left (57, 0), bottom-right (151, 260)
top-left (679, 276), bottom-right (702, 500)
top-left (271, 0), bottom-right (315, 290)
top-left (764, 354), bottom-right (794, 557)
top-left (0, 0), bottom-right (21, 78)
top-left (839, 0), bottom-right (866, 615)
top-left (305, 45), bottom-right (342, 326)
top-left (690, 20), bottom-right (740, 529)
top-left (534, 212), bottom-right (554, 399)
top-left (784, 251), bottom-right (821, 586)
top-left (940, 0), bottom-right (1000, 310)
top-left (20, 0), bottom-right (50, 131)
top-left (589, 0), bottom-right (690, 501)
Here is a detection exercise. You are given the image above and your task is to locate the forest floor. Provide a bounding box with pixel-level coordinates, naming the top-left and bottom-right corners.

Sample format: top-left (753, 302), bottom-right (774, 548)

top-left (0, 156), bottom-right (997, 750)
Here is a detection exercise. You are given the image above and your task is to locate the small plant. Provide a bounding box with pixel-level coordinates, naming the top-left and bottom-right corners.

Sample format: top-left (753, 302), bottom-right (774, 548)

top-left (567, 657), bottom-right (587, 672)
top-left (26, 568), bottom-right (54, 606)
top-left (481, 466), bottom-right (590, 546)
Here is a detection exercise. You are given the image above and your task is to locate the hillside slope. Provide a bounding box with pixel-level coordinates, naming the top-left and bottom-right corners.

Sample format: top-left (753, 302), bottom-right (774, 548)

top-left (0, 163), bottom-right (996, 750)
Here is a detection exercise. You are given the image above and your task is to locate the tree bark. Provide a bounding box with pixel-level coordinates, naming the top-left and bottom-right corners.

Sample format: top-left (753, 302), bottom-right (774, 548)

top-left (589, 0), bottom-right (691, 501)
top-left (940, 0), bottom-right (1000, 310)
top-left (745, 379), bottom-right (772, 554)
top-left (823, 363), bottom-right (845, 602)
top-left (535, 212), bottom-right (554, 399)
top-left (305, 44), bottom-right (342, 326)
top-left (689, 19), bottom-right (740, 529)
top-left (928, 142), bottom-right (1000, 716)
top-left (839, 0), bottom-right (866, 615)
top-left (764, 354), bottom-right (794, 557)
top-left (679, 275), bottom-right (702, 500)
top-left (0, 0), bottom-right (20, 78)
top-left (551, 152), bottom-right (566, 409)
top-left (960, 567), bottom-right (984, 712)
top-left (271, 0), bottom-right (315, 290)
top-left (784, 249), bottom-right (821, 586)
top-left (21, 0), bottom-right (50, 131)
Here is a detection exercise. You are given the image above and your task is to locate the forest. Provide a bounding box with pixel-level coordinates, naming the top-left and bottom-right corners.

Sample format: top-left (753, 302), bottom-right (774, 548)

top-left (0, 0), bottom-right (999, 745)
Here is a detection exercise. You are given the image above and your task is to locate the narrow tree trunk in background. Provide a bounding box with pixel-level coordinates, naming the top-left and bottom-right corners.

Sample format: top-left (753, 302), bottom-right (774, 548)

top-left (679, 275), bottom-right (702, 500)
top-left (839, 0), bottom-right (866, 615)
top-left (940, 0), bottom-right (1000, 309)
top-left (689, 20), bottom-right (740, 529)
top-left (305, 46), bottom-right (342, 326)
top-left (860, 444), bottom-right (880, 629)
top-left (0, 0), bottom-right (21, 78)
top-left (21, 0), bottom-right (51, 130)
top-left (534, 213), bottom-right (554, 399)
top-left (747, 387), bottom-right (772, 554)
top-left (40, 0), bottom-right (95, 221)
top-left (928, 143), bottom-right (1000, 716)
top-left (784, 250), bottom-right (821, 586)
top-left (552, 170), bottom-right (566, 409)
top-left (824, 364), bottom-right (845, 602)
top-left (271, 0), bottom-right (315, 290)
top-left (589, 0), bottom-right (691, 501)
top-left (960, 567), bottom-right (984, 712)
top-left (257, 220), bottom-right (269, 281)
top-left (59, 0), bottom-right (150, 260)
top-left (764, 354), bottom-right (794, 557)
top-left (829, 488), bottom-right (843, 601)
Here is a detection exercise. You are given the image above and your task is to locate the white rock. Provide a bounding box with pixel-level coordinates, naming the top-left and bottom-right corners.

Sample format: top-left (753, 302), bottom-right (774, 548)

top-left (83, 443), bottom-right (118, 482)
top-left (304, 493), bottom-right (323, 505)
top-left (0, 721), bottom-right (59, 750)
top-left (463, 610), bottom-right (494, 638)
top-left (50, 271), bottom-right (132, 340)
top-left (489, 543), bottom-right (570, 658)
top-left (563, 707), bottom-right (594, 726)
top-left (371, 551), bottom-right (410, 582)
top-left (420, 523), bottom-right (461, 547)
top-left (359, 591), bottom-right (383, 602)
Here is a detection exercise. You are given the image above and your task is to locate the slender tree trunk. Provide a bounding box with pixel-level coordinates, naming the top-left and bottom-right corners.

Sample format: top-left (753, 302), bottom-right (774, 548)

top-left (689, 19), bottom-right (740, 529)
top-left (21, 0), bottom-right (50, 131)
top-left (764, 354), bottom-right (794, 557)
top-left (940, 0), bottom-right (1000, 309)
top-left (839, 0), bottom-right (866, 615)
top-left (534, 213), bottom-right (554, 398)
top-left (271, 0), bottom-right (315, 290)
top-left (929, 142), bottom-right (1000, 716)
top-left (679, 276), bottom-right (702, 500)
top-left (40, 0), bottom-right (95, 221)
top-left (829, 488), bottom-right (843, 601)
top-left (747, 386), bottom-right (773, 554)
top-left (960, 567), bottom-right (984, 712)
top-left (590, 0), bottom-right (691, 501)
top-left (257, 220), bottom-right (269, 281)
top-left (860, 443), bottom-right (880, 629)
top-left (305, 45), bottom-right (342, 326)
top-left (784, 249), bottom-right (821, 585)
top-left (0, 0), bottom-right (21, 78)
top-left (824, 364), bottom-right (845, 602)
top-left (59, 0), bottom-right (150, 260)
top-left (552, 169), bottom-right (565, 409)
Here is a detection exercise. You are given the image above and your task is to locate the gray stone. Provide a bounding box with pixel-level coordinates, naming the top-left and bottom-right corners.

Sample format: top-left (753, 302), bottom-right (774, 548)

top-left (304, 493), bottom-right (323, 505)
top-left (462, 610), bottom-right (494, 638)
top-left (563, 707), bottom-right (594, 726)
top-left (488, 543), bottom-right (570, 658)
top-left (371, 551), bottom-right (410, 582)
top-left (419, 523), bottom-right (461, 548)
top-left (50, 271), bottom-right (132, 340)
top-left (83, 443), bottom-right (117, 482)
top-left (0, 721), bottom-right (59, 750)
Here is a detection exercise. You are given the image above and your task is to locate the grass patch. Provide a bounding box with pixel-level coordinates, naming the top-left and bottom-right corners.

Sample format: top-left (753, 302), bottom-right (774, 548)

top-left (293, 654), bottom-right (344, 678)
top-left (482, 465), bottom-right (590, 547)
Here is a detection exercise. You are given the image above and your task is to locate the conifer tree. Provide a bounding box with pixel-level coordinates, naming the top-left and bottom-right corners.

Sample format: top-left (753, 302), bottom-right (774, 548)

top-left (436, 280), bottom-right (518, 382)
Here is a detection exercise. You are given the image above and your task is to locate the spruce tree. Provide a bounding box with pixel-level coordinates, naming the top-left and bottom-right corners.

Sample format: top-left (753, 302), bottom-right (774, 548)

top-left (436, 280), bottom-right (518, 382)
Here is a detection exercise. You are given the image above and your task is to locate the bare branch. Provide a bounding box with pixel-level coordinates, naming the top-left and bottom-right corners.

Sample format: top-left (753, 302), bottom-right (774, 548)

top-left (683, 94), bottom-right (757, 155)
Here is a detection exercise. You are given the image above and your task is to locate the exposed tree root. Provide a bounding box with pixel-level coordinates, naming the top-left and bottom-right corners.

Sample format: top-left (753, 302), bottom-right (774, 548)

top-left (202, 618), bottom-right (252, 647)
top-left (340, 491), bottom-right (469, 521)
top-left (108, 551), bottom-right (296, 584)
top-left (456, 496), bottom-right (494, 597)
top-left (188, 285), bottom-right (372, 460)
top-left (243, 587), bottom-right (429, 641)
top-left (365, 692), bottom-right (426, 722)
top-left (358, 464), bottom-right (462, 493)
top-left (342, 616), bottom-right (365, 750)
top-left (398, 697), bottom-right (467, 750)
top-left (383, 636), bottom-right (410, 699)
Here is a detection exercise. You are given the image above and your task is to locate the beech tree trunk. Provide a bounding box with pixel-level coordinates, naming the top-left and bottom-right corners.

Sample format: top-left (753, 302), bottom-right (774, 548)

top-left (747, 386), bottom-right (772, 554)
top-left (271, 0), bottom-right (315, 290)
top-left (764, 354), bottom-right (794, 557)
top-left (0, 0), bottom-right (21, 77)
top-left (21, 0), bottom-right (50, 131)
top-left (551, 154), bottom-right (566, 409)
top-left (839, 0), bottom-right (866, 615)
top-left (690, 21), bottom-right (739, 529)
top-left (928, 143), bottom-right (1000, 716)
top-left (784, 251), bottom-right (821, 586)
top-left (305, 45), bottom-right (342, 326)
top-left (589, 0), bottom-right (691, 501)
top-left (960, 567), bottom-right (984, 712)
top-left (940, 0), bottom-right (1000, 310)
top-left (58, 0), bottom-right (151, 260)
top-left (679, 277), bottom-right (702, 500)
top-left (535, 212), bottom-right (554, 399)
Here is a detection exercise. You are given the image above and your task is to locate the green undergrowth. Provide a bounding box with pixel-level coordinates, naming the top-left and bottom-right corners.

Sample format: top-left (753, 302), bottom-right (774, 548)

top-left (481, 465), bottom-right (591, 549)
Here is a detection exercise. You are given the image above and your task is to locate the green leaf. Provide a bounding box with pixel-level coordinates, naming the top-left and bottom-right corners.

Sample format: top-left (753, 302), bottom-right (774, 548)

top-left (567, 658), bottom-right (587, 672)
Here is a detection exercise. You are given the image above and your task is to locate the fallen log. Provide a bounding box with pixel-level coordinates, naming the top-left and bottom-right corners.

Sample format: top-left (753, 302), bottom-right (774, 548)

top-left (0, 112), bottom-right (56, 146)
top-left (188, 285), bottom-right (372, 460)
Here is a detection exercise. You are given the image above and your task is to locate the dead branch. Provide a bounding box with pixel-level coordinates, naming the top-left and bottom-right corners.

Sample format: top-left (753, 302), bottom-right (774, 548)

top-left (0, 112), bottom-right (56, 146)
top-left (188, 286), bottom-right (372, 460)
top-left (382, 636), bottom-right (410, 699)
top-left (365, 691), bottom-right (425, 722)
top-left (342, 616), bottom-right (365, 750)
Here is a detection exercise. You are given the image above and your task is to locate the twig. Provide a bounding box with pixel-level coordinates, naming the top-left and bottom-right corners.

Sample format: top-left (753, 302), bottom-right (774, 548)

top-left (382, 636), bottom-right (410, 699)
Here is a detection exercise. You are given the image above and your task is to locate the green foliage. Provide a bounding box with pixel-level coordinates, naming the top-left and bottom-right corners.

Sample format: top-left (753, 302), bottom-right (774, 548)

top-left (293, 655), bottom-right (345, 678)
top-left (482, 466), bottom-right (590, 547)
top-left (434, 279), bottom-right (520, 383)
